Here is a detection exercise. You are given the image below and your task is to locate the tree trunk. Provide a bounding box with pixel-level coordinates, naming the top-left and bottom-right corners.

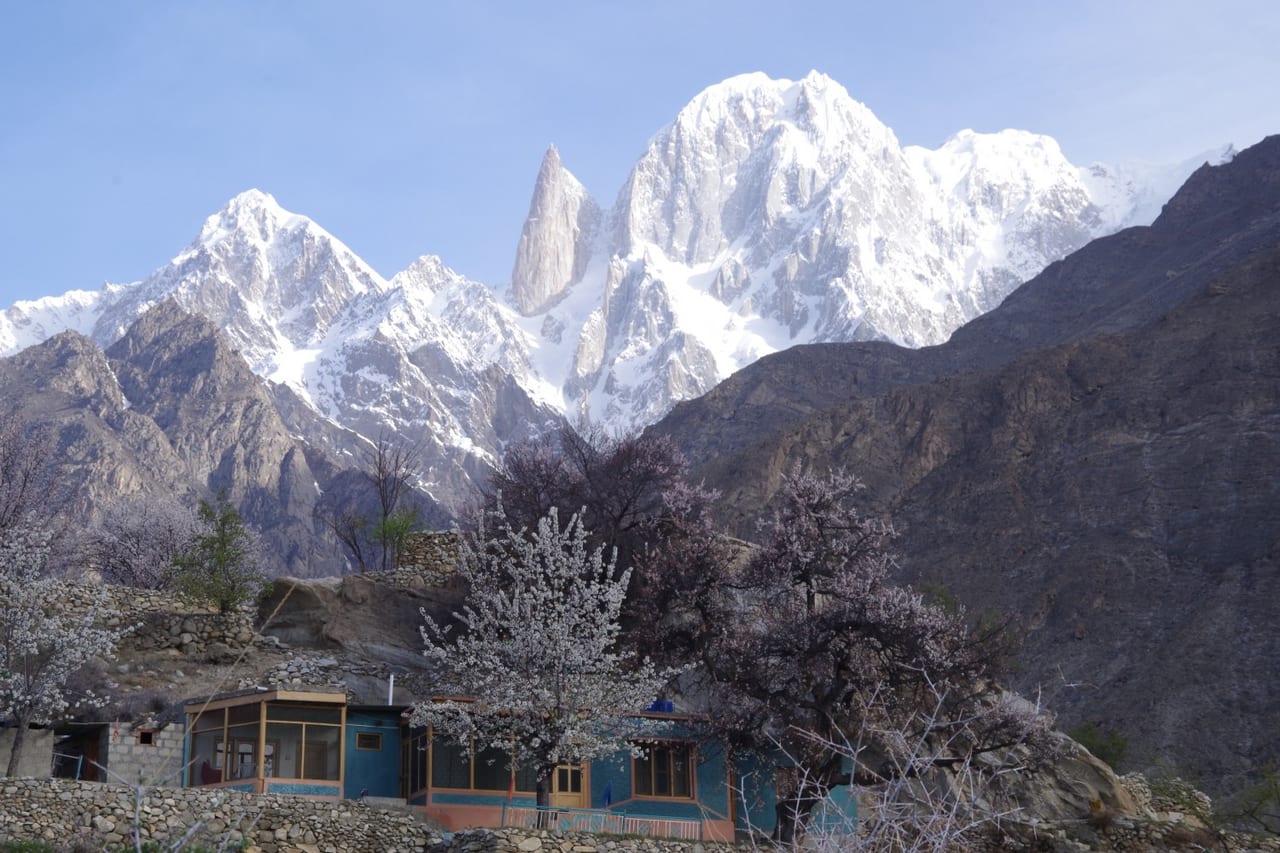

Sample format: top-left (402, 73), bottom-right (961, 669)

top-left (772, 754), bottom-right (850, 846)
top-left (773, 791), bottom-right (818, 847)
top-left (5, 715), bottom-right (29, 778)
top-left (535, 773), bottom-right (552, 828)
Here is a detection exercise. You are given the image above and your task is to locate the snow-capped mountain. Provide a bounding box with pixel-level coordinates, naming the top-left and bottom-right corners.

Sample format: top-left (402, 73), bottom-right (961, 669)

top-left (1, 189), bottom-right (559, 505)
top-left (0, 71), bottom-right (1224, 507)
top-left (516, 71), bottom-right (1227, 426)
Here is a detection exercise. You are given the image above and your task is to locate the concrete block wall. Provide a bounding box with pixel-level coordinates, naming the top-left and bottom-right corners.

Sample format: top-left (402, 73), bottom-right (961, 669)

top-left (103, 720), bottom-right (187, 788)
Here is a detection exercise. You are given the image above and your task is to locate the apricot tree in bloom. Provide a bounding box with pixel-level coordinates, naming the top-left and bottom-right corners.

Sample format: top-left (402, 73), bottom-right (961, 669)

top-left (1, 529), bottom-right (124, 777)
top-left (410, 507), bottom-right (678, 807)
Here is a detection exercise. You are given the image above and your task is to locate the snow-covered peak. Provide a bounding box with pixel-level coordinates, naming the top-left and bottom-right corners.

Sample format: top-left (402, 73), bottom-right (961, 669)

top-left (194, 188), bottom-right (304, 245)
top-left (1078, 143), bottom-right (1237, 230)
top-left (390, 254), bottom-right (455, 298)
top-left (615, 71), bottom-right (903, 267)
top-left (913, 128), bottom-right (1075, 191)
top-left (0, 70), bottom-right (1224, 509)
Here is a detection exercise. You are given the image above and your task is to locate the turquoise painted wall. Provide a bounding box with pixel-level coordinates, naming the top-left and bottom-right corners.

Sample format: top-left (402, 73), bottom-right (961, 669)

top-left (586, 735), bottom-right (732, 821)
top-left (343, 710), bottom-right (402, 799)
top-left (267, 781), bottom-right (339, 796)
top-left (730, 751), bottom-right (858, 837)
top-left (733, 751), bottom-right (778, 835)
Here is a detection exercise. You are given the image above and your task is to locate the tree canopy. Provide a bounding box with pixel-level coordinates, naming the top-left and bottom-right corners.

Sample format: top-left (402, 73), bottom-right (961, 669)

top-left (410, 506), bottom-right (677, 805)
top-left (174, 491), bottom-right (264, 613)
top-left (637, 468), bottom-right (1051, 842)
top-left (0, 529), bottom-right (124, 777)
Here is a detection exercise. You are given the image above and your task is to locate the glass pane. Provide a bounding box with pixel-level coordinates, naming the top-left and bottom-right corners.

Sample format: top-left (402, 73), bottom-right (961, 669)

top-left (405, 735), bottom-right (427, 795)
top-left (230, 739), bottom-right (257, 780)
top-left (189, 729), bottom-right (222, 785)
top-left (431, 735), bottom-right (470, 788)
top-left (634, 751), bottom-right (653, 796)
top-left (225, 723), bottom-right (257, 741)
top-left (672, 747), bottom-right (691, 798)
top-left (302, 725), bottom-right (341, 780)
top-left (228, 704), bottom-right (260, 726)
top-left (266, 722), bottom-right (303, 779)
top-left (190, 709), bottom-right (225, 732)
top-left (654, 748), bottom-right (671, 795)
top-left (514, 757), bottom-right (539, 792)
top-left (267, 704), bottom-right (342, 724)
top-left (473, 745), bottom-right (510, 791)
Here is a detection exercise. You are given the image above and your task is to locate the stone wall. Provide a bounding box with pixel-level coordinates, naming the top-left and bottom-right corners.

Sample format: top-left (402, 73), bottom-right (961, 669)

top-left (0, 780), bottom-right (747, 853)
top-left (58, 582), bottom-right (259, 660)
top-left (394, 532), bottom-right (460, 584)
top-left (0, 778), bottom-right (440, 853)
top-left (426, 828), bottom-right (743, 852)
top-left (5, 778), bottom-right (1276, 853)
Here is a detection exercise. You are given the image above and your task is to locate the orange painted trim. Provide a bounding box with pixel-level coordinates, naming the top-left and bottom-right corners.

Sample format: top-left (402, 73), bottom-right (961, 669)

top-left (422, 803), bottom-right (506, 831)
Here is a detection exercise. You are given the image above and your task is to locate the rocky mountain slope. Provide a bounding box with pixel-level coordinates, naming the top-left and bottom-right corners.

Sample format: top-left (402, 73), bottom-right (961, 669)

top-left (0, 301), bottom-right (454, 576)
top-left (0, 72), bottom-right (1216, 512)
top-left (650, 135), bottom-right (1280, 793)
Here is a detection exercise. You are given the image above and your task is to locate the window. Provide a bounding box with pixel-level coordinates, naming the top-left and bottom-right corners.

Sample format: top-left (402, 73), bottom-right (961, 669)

top-left (265, 703), bottom-right (342, 781)
top-left (634, 742), bottom-right (693, 798)
top-left (402, 732), bottom-right (429, 796)
top-left (136, 730), bottom-right (155, 746)
top-left (356, 732), bottom-right (382, 751)
top-left (187, 697), bottom-right (345, 787)
top-left (421, 732), bottom-right (538, 792)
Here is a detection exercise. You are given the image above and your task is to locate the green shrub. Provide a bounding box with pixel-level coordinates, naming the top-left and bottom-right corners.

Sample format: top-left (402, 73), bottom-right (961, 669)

top-left (1069, 721), bottom-right (1129, 771)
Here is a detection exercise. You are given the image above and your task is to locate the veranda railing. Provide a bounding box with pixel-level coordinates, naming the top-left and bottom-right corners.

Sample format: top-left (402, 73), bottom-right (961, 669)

top-left (499, 803), bottom-right (703, 840)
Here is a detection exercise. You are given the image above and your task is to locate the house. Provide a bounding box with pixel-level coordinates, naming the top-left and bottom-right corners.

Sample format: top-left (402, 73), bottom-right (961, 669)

top-left (184, 688), bottom-right (853, 841)
top-left (183, 687), bottom-right (401, 800)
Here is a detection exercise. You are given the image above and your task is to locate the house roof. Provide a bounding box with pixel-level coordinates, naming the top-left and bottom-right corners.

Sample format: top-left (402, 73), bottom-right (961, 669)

top-left (183, 686), bottom-right (347, 714)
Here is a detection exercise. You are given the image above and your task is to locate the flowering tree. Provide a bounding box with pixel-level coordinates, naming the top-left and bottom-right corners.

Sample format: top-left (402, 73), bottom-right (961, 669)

top-left (87, 497), bottom-right (199, 589)
top-left (1, 529), bottom-right (123, 777)
top-left (0, 415), bottom-right (61, 535)
top-left (483, 426), bottom-right (691, 577)
top-left (410, 507), bottom-right (676, 807)
top-left (644, 469), bottom-right (1052, 843)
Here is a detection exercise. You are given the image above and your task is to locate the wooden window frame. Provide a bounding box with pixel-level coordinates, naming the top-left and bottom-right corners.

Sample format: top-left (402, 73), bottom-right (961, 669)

top-left (633, 741), bottom-right (695, 800)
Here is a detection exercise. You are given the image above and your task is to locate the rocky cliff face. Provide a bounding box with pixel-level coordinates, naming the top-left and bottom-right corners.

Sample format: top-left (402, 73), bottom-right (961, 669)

top-left (0, 301), bottom-right (426, 577)
top-left (652, 135), bottom-right (1280, 793)
top-left (510, 146), bottom-right (602, 315)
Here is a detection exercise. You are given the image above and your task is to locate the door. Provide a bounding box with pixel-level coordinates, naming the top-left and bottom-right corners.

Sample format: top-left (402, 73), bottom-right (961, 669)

top-left (550, 763), bottom-right (588, 808)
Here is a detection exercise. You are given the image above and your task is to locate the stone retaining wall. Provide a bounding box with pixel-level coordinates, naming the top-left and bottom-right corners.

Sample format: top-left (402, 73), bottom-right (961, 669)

top-left (427, 828), bottom-right (742, 852)
top-left (0, 778), bottom-right (440, 852)
top-left (0, 780), bottom-right (746, 853)
top-left (4, 779), bottom-right (1275, 852)
top-left (394, 532), bottom-right (460, 585)
top-left (58, 582), bottom-right (259, 660)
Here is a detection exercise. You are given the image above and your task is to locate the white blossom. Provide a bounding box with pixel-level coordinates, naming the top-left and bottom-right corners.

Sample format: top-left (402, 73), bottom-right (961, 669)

top-left (410, 507), bottom-right (679, 793)
top-left (1, 528), bottom-right (126, 777)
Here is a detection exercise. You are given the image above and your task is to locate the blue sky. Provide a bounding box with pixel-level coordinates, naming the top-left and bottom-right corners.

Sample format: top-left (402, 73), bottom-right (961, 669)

top-left (2, 1), bottom-right (1276, 306)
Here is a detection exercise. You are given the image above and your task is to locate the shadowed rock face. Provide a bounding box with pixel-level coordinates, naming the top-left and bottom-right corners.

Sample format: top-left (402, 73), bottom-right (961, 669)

top-left (652, 136), bottom-right (1280, 792)
top-left (0, 300), bottom-right (453, 578)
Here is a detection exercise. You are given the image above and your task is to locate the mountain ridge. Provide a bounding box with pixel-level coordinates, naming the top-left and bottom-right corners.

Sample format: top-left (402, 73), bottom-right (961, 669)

top-left (649, 134), bottom-right (1280, 793)
top-left (0, 71), bottom-right (1230, 509)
